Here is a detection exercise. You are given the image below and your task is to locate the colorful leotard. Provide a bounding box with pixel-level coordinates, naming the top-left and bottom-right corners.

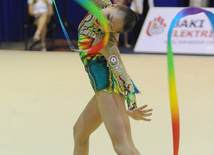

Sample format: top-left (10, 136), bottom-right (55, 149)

top-left (78, 34), bottom-right (125, 95)
top-left (78, 0), bottom-right (125, 95)
top-left (78, 0), bottom-right (139, 110)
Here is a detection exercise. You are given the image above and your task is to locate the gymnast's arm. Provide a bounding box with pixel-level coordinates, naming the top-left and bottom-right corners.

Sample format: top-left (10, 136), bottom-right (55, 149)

top-left (100, 43), bottom-right (153, 120)
top-left (99, 34), bottom-right (132, 84)
top-left (99, 33), bottom-right (137, 110)
top-left (98, 33), bottom-right (153, 120)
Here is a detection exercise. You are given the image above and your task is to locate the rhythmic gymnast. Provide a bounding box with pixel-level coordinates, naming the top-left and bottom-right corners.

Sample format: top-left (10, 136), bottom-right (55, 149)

top-left (73, 0), bottom-right (152, 154)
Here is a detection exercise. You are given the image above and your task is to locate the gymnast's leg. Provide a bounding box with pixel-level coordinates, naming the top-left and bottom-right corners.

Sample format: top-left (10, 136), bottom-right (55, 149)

top-left (112, 92), bottom-right (140, 154)
top-left (96, 92), bottom-right (140, 155)
top-left (73, 95), bottom-right (102, 155)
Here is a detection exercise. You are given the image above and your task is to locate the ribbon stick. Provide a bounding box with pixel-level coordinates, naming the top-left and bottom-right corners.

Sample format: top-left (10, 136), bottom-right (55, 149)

top-left (53, 0), bottom-right (110, 54)
top-left (167, 7), bottom-right (214, 155)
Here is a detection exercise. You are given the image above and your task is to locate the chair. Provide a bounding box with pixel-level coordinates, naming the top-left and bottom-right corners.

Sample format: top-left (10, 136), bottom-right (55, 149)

top-left (24, 14), bottom-right (56, 51)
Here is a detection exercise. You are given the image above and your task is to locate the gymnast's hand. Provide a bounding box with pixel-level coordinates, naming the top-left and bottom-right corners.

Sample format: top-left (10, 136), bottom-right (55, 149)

top-left (127, 105), bottom-right (153, 121)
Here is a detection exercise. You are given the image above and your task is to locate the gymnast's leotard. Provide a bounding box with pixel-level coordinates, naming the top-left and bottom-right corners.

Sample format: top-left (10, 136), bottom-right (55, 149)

top-left (77, 0), bottom-right (125, 95)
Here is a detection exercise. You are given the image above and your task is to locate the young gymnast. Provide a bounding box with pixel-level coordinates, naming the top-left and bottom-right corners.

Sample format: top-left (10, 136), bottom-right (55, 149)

top-left (73, 0), bottom-right (152, 154)
top-left (28, 0), bottom-right (54, 51)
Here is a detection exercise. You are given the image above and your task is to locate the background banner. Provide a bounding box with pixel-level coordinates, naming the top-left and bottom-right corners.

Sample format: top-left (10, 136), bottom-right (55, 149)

top-left (134, 7), bottom-right (214, 55)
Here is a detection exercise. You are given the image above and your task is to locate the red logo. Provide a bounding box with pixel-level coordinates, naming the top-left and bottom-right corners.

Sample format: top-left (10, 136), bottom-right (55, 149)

top-left (147, 16), bottom-right (166, 36)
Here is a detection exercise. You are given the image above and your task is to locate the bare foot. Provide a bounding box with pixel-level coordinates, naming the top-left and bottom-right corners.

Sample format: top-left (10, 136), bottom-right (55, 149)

top-left (125, 43), bottom-right (131, 48)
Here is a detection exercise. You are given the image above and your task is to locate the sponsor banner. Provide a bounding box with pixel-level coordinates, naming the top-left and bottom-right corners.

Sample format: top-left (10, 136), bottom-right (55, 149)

top-left (134, 7), bottom-right (214, 55)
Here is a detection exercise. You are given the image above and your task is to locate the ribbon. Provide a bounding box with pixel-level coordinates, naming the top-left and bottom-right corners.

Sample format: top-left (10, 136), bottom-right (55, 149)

top-left (167, 7), bottom-right (214, 155)
top-left (53, 0), bottom-right (110, 54)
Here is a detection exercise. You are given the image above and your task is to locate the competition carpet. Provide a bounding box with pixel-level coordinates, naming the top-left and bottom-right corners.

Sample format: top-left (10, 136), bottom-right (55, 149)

top-left (0, 50), bottom-right (214, 155)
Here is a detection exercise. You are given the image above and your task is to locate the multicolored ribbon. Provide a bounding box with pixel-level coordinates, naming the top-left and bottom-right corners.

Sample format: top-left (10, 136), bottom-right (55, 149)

top-left (53, 0), bottom-right (110, 54)
top-left (167, 7), bottom-right (214, 155)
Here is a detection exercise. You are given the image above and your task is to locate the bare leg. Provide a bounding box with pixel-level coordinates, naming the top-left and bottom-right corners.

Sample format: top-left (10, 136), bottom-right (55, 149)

top-left (73, 95), bottom-right (103, 155)
top-left (73, 92), bottom-right (140, 155)
top-left (96, 92), bottom-right (140, 155)
top-left (35, 13), bottom-right (49, 34)
top-left (34, 13), bottom-right (49, 44)
top-left (40, 24), bottom-right (47, 44)
top-left (40, 26), bottom-right (47, 51)
top-left (113, 93), bottom-right (140, 154)
top-left (124, 32), bottom-right (131, 48)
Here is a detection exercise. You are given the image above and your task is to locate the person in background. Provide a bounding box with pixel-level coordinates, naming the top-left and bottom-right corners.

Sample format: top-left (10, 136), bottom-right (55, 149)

top-left (112, 0), bottom-right (139, 48)
top-left (28, 0), bottom-right (54, 51)
top-left (130, 0), bottom-right (154, 46)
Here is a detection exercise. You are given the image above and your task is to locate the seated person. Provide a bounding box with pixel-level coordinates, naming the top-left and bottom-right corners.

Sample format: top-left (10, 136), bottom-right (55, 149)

top-left (28, 0), bottom-right (54, 51)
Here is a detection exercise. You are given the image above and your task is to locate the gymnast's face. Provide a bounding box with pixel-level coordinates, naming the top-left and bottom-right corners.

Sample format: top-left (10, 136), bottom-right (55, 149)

top-left (93, 4), bottom-right (124, 33)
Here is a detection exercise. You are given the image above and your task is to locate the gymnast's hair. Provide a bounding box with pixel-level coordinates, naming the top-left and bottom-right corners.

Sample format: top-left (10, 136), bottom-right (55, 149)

top-left (115, 5), bottom-right (139, 33)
